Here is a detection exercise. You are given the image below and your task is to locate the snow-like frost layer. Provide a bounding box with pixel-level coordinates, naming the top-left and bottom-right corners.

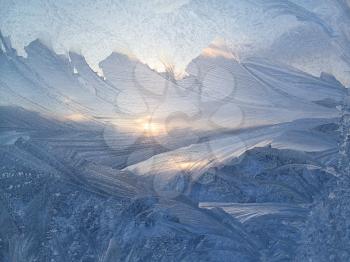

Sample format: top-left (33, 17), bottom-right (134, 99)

top-left (0, 35), bottom-right (348, 261)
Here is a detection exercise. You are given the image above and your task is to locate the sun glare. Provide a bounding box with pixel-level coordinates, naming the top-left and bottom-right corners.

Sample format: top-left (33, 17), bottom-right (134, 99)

top-left (138, 116), bottom-right (162, 136)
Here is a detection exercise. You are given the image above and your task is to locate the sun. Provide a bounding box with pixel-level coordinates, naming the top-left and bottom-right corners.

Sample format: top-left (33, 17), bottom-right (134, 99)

top-left (142, 121), bottom-right (155, 132)
top-left (138, 116), bottom-right (162, 136)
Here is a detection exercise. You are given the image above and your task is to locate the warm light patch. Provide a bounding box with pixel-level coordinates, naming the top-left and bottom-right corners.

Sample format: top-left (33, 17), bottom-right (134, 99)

top-left (202, 46), bottom-right (236, 59)
top-left (171, 156), bottom-right (208, 171)
top-left (202, 39), bottom-right (238, 60)
top-left (177, 161), bottom-right (197, 170)
top-left (65, 113), bottom-right (86, 122)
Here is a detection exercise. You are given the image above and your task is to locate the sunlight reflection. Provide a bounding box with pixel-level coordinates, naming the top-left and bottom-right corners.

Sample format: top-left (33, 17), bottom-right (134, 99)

top-left (64, 113), bottom-right (86, 122)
